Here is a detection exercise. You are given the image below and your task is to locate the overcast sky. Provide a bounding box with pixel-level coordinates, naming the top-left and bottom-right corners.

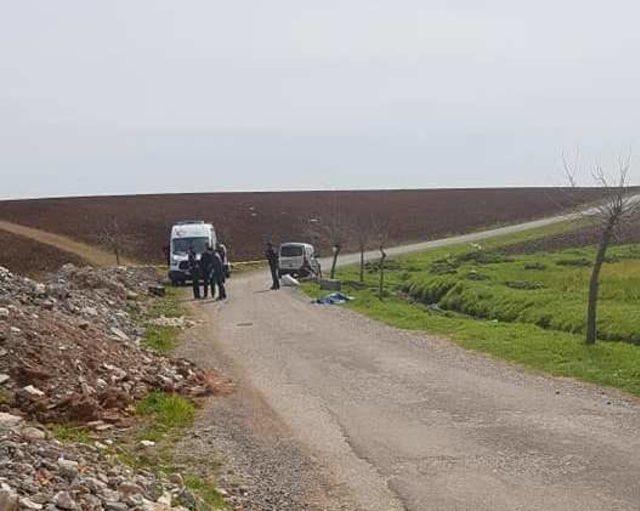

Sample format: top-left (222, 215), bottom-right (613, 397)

top-left (2, 1), bottom-right (640, 199)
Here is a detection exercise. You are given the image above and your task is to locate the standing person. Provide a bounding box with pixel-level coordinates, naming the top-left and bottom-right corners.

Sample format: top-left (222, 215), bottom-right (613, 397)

top-left (162, 245), bottom-right (170, 266)
top-left (265, 242), bottom-right (280, 290)
top-left (199, 244), bottom-right (215, 299)
top-left (210, 248), bottom-right (227, 300)
top-left (216, 241), bottom-right (230, 279)
top-left (187, 247), bottom-right (201, 299)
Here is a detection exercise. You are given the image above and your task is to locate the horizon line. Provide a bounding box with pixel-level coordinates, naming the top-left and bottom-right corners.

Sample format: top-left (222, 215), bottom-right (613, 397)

top-left (0, 184), bottom-right (599, 203)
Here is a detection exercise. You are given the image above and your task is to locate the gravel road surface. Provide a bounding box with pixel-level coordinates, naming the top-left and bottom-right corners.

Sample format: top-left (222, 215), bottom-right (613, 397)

top-left (177, 271), bottom-right (640, 511)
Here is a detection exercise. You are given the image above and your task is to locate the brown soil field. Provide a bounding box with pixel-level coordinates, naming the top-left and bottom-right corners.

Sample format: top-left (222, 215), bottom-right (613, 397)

top-left (0, 188), bottom-right (605, 264)
top-left (0, 230), bottom-right (87, 278)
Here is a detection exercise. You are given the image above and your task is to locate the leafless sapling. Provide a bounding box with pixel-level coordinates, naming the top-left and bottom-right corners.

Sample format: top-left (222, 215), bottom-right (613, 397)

top-left (563, 151), bottom-right (640, 344)
top-left (306, 194), bottom-right (345, 279)
top-left (372, 215), bottom-right (390, 299)
top-left (350, 215), bottom-right (374, 283)
top-left (98, 217), bottom-right (130, 266)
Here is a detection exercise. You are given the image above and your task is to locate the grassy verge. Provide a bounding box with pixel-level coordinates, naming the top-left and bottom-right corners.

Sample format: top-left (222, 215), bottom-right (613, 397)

top-left (50, 392), bottom-right (228, 510)
top-left (142, 286), bottom-right (187, 354)
top-left (302, 220), bottom-right (640, 397)
top-left (50, 424), bottom-right (93, 444)
top-left (136, 391), bottom-right (196, 442)
top-left (144, 325), bottom-right (180, 353)
top-left (130, 392), bottom-right (228, 510)
top-left (136, 288), bottom-right (228, 509)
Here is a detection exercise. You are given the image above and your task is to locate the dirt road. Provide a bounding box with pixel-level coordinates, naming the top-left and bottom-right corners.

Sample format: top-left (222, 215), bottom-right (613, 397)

top-left (4, 203), bottom-right (640, 508)
top-left (0, 219), bottom-right (127, 267)
top-left (180, 272), bottom-right (640, 509)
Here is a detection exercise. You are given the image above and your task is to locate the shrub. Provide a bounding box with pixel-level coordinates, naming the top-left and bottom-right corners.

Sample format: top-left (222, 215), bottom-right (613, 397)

top-left (365, 259), bottom-right (402, 273)
top-left (404, 275), bottom-right (458, 304)
top-left (136, 392), bottom-right (195, 434)
top-left (556, 258), bottom-right (591, 267)
top-left (505, 280), bottom-right (545, 290)
top-left (456, 250), bottom-right (513, 265)
top-left (143, 326), bottom-right (178, 353)
top-left (524, 262), bottom-right (547, 270)
top-left (429, 257), bottom-right (459, 275)
top-left (466, 270), bottom-right (490, 281)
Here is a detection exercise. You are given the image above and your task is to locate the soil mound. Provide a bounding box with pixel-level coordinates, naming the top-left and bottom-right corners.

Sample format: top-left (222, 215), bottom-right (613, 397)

top-left (0, 264), bottom-right (211, 425)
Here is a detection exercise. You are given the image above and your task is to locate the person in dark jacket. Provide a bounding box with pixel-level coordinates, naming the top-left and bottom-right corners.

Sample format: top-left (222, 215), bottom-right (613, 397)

top-left (199, 245), bottom-right (215, 299)
top-left (216, 242), bottom-right (230, 279)
top-left (210, 248), bottom-right (227, 300)
top-left (187, 247), bottom-right (201, 299)
top-left (265, 242), bottom-right (280, 290)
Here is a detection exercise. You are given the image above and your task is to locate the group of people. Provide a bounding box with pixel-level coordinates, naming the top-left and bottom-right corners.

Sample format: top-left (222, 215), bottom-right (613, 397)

top-left (188, 243), bottom-right (228, 300)
top-left (186, 241), bottom-right (287, 299)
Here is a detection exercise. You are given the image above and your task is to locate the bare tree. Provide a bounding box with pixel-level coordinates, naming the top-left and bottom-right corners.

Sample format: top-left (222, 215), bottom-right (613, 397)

top-left (98, 217), bottom-right (130, 266)
top-left (346, 215), bottom-right (374, 283)
top-left (371, 215), bottom-right (390, 299)
top-left (563, 150), bottom-right (640, 344)
top-left (356, 226), bottom-right (369, 284)
top-left (305, 194), bottom-right (346, 279)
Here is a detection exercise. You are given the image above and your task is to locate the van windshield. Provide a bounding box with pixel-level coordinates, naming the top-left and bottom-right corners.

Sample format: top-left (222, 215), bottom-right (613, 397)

top-left (280, 245), bottom-right (304, 257)
top-left (173, 237), bottom-right (209, 254)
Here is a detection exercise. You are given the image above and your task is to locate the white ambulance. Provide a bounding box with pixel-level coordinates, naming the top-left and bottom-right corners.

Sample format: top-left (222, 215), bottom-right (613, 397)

top-left (168, 220), bottom-right (216, 285)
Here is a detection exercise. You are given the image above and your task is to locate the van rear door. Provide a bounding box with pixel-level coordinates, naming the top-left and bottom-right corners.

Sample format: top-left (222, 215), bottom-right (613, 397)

top-left (279, 244), bottom-right (304, 270)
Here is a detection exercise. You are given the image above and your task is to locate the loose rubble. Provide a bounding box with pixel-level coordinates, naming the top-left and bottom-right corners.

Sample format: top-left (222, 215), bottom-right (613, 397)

top-left (147, 317), bottom-right (198, 330)
top-left (0, 264), bottom-right (226, 509)
top-left (0, 264), bottom-right (213, 424)
top-left (0, 412), bottom-right (201, 510)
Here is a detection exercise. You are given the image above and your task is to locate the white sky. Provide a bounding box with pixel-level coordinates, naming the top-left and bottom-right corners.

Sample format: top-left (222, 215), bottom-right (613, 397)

top-left (1, 1), bottom-right (639, 198)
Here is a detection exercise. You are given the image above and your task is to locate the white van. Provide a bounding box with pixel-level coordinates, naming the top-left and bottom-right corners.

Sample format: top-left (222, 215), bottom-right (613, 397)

top-left (168, 220), bottom-right (217, 285)
top-left (278, 242), bottom-right (321, 278)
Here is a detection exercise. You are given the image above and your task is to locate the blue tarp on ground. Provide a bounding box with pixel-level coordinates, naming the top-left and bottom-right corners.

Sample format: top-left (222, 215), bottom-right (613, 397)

top-left (314, 292), bottom-right (354, 305)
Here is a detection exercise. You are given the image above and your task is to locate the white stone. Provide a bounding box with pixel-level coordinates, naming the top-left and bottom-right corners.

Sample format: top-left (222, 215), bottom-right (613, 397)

top-left (23, 385), bottom-right (45, 397)
top-left (0, 307), bottom-right (9, 320)
top-left (110, 327), bottom-right (130, 341)
top-left (57, 458), bottom-right (79, 474)
top-left (53, 491), bottom-right (79, 510)
top-left (20, 497), bottom-right (43, 510)
top-left (0, 412), bottom-right (23, 427)
top-left (156, 492), bottom-right (172, 506)
top-left (0, 374), bottom-right (9, 385)
top-left (21, 426), bottom-right (46, 440)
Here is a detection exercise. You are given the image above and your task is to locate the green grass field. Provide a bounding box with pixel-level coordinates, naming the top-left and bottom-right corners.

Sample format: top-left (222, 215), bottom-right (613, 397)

top-left (303, 222), bottom-right (640, 396)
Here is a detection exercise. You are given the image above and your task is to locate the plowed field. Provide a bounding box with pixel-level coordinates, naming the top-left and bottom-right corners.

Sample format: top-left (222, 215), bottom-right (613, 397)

top-left (0, 188), bottom-right (605, 264)
top-left (0, 230), bottom-right (87, 278)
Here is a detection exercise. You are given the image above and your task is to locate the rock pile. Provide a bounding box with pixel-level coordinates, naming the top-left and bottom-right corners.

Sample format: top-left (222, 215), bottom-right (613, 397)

top-left (0, 264), bottom-right (212, 424)
top-left (0, 412), bottom-right (198, 510)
